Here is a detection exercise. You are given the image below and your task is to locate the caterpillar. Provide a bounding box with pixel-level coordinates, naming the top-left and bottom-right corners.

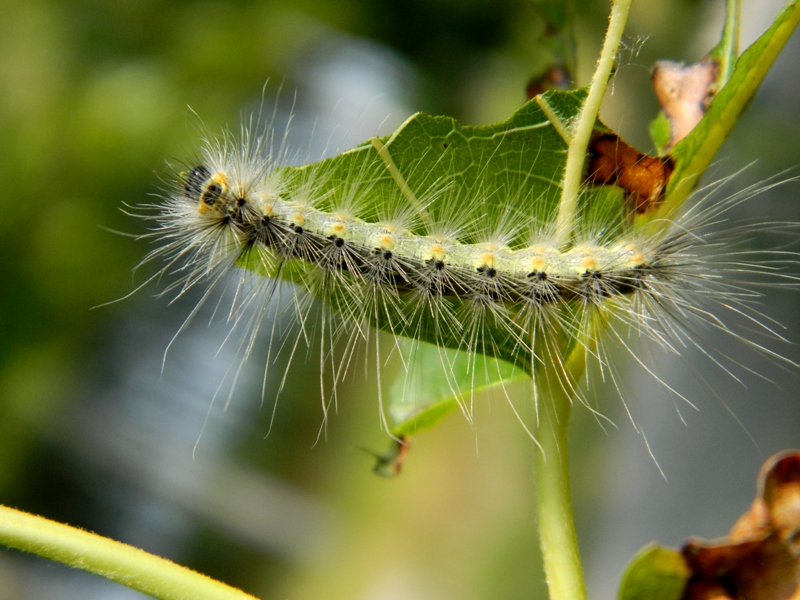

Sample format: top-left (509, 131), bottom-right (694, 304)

top-left (134, 93), bottom-right (798, 438)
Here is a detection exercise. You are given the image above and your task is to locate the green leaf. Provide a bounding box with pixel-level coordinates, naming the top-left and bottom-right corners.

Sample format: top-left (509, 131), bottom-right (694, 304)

top-left (617, 543), bottom-right (691, 600)
top-left (660, 0), bottom-right (800, 217)
top-left (271, 88), bottom-right (594, 372)
top-left (388, 341), bottom-right (526, 438)
top-left (286, 87), bottom-right (586, 219)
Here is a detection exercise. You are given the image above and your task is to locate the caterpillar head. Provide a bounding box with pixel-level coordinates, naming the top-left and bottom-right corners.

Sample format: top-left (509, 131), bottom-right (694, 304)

top-left (183, 165), bottom-right (229, 215)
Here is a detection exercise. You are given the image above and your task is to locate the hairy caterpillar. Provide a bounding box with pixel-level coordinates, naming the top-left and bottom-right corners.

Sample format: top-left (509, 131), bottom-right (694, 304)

top-left (134, 95), bottom-right (798, 440)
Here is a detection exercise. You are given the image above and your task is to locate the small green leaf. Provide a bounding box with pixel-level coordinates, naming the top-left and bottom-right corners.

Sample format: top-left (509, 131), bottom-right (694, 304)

top-left (388, 341), bottom-right (526, 438)
top-left (617, 543), bottom-right (691, 600)
top-left (649, 111), bottom-right (671, 156)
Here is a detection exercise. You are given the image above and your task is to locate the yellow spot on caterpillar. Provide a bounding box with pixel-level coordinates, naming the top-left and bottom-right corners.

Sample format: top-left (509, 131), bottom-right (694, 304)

top-left (429, 244), bottom-right (446, 260)
top-left (529, 256), bottom-right (547, 272)
top-left (292, 213), bottom-right (305, 227)
top-left (478, 252), bottom-right (495, 268)
top-left (581, 256), bottom-right (598, 272)
top-left (378, 234), bottom-right (394, 249)
top-left (619, 244), bottom-right (646, 267)
top-left (325, 220), bottom-right (351, 240)
top-left (629, 252), bottom-right (645, 266)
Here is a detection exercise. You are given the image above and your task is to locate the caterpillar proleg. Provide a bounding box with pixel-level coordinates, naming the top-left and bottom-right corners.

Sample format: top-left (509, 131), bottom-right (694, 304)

top-left (134, 90), bottom-right (798, 443)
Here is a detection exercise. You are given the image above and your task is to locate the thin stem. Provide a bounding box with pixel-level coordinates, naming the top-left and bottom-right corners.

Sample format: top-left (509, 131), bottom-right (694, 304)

top-left (717, 0), bottom-right (742, 84)
top-left (554, 0), bottom-right (634, 245)
top-left (536, 95), bottom-right (573, 144)
top-left (533, 369), bottom-right (587, 600)
top-left (370, 136), bottom-right (431, 230)
top-left (0, 505), bottom-right (259, 600)
top-left (533, 5), bottom-right (634, 594)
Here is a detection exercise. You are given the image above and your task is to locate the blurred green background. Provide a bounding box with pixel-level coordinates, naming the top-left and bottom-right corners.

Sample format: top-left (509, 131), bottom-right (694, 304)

top-left (0, 0), bottom-right (798, 598)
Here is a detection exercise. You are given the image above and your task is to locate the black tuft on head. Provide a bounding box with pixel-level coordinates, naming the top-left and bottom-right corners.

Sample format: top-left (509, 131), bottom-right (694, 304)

top-left (184, 165), bottom-right (211, 199)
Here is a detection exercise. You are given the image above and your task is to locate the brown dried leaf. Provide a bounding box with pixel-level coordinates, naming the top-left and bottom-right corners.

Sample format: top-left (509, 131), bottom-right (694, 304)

top-left (764, 451), bottom-right (800, 555)
top-left (681, 451), bottom-right (800, 600)
top-left (587, 133), bottom-right (673, 213)
top-left (652, 59), bottom-right (719, 150)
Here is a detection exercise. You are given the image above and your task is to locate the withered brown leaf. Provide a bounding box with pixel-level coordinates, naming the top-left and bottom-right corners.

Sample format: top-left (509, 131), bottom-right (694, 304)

top-left (681, 451), bottom-right (800, 600)
top-left (587, 133), bottom-right (673, 213)
top-left (652, 59), bottom-right (719, 150)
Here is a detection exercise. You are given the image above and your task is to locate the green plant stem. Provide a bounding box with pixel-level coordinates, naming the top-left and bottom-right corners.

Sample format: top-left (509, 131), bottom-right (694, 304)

top-left (537, 1), bottom-right (635, 593)
top-left (555, 0), bottom-right (634, 245)
top-left (533, 370), bottom-right (586, 600)
top-left (717, 0), bottom-right (741, 84)
top-left (0, 505), bottom-right (259, 600)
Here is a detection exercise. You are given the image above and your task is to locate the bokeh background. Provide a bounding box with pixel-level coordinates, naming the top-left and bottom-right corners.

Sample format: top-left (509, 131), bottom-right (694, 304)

top-left (0, 0), bottom-right (798, 598)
